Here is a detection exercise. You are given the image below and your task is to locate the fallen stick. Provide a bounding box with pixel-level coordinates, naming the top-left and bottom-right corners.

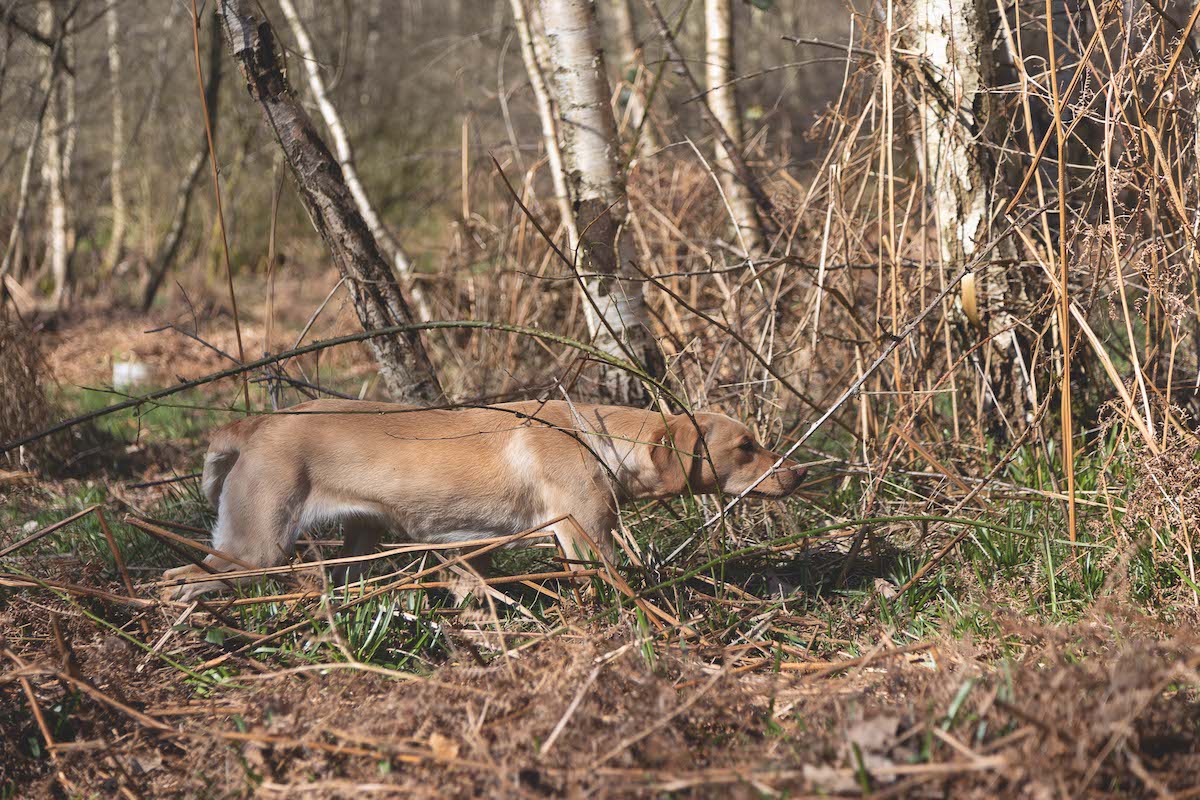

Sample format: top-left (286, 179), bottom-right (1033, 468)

top-left (152, 527), bottom-right (560, 588)
top-left (0, 575), bottom-right (156, 607)
top-left (216, 568), bottom-right (603, 607)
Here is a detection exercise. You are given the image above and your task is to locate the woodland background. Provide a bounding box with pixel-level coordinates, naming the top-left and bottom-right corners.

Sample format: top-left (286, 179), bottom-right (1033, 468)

top-left (2, 0), bottom-right (1200, 796)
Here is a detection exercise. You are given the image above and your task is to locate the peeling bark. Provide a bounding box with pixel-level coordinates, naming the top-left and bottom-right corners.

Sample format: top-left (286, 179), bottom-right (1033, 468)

top-left (899, 0), bottom-right (1020, 349)
top-left (540, 0), bottom-right (664, 404)
top-left (216, 0), bottom-right (442, 405)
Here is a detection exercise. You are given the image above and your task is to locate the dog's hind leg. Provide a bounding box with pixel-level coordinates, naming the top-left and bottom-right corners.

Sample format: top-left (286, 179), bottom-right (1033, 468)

top-left (162, 458), bottom-right (306, 601)
top-left (332, 516), bottom-right (386, 586)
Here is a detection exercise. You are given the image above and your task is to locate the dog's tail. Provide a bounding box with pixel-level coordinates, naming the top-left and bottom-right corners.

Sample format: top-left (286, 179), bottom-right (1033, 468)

top-left (201, 416), bottom-right (265, 511)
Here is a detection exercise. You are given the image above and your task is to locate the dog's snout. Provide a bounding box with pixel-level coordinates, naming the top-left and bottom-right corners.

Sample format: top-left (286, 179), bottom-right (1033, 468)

top-left (785, 462), bottom-right (807, 480)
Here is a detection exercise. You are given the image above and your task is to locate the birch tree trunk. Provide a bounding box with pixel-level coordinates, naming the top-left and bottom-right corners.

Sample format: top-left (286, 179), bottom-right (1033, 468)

top-left (215, 0), bottom-right (442, 405)
top-left (276, 0), bottom-right (430, 320)
top-left (102, 1), bottom-right (127, 273)
top-left (704, 0), bottom-right (763, 253)
top-left (40, 0), bottom-right (72, 308)
top-left (539, 0), bottom-right (663, 404)
top-left (509, 0), bottom-right (577, 249)
top-left (899, 0), bottom-right (1019, 347)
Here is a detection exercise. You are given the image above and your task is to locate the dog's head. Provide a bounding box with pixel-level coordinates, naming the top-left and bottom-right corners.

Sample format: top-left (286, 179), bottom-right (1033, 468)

top-left (646, 412), bottom-right (805, 498)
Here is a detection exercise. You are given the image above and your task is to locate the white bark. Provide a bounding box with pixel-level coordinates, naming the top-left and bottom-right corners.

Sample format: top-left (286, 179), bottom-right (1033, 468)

top-left (899, 0), bottom-right (1028, 413)
top-left (40, 0), bottom-right (71, 308)
top-left (277, 0), bottom-right (430, 320)
top-left (540, 0), bottom-right (663, 402)
top-left (103, 0), bottom-right (127, 273)
top-left (900, 0), bottom-right (1016, 343)
top-left (510, 0), bottom-right (577, 248)
top-left (704, 0), bottom-right (762, 252)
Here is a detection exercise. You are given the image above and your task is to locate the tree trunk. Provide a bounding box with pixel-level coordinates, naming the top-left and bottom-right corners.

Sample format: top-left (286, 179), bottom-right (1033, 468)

top-left (102, 0), bottom-right (127, 274)
top-left (539, 0), bottom-right (663, 404)
top-left (898, 0), bottom-right (1021, 350)
top-left (640, 0), bottom-right (776, 231)
top-left (41, 0), bottom-right (72, 309)
top-left (509, 0), bottom-right (577, 248)
top-left (601, 0), bottom-right (657, 156)
top-left (704, 0), bottom-right (763, 253)
top-left (276, 0), bottom-right (430, 321)
top-left (141, 11), bottom-right (224, 312)
top-left (0, 51), bottom-right (57, 296)
top-left (215, 0), bottom-right (442, 405)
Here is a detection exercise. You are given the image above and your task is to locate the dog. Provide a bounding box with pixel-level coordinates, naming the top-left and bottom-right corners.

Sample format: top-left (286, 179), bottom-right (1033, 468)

top-left (161, 400), bottom-right (804, 600)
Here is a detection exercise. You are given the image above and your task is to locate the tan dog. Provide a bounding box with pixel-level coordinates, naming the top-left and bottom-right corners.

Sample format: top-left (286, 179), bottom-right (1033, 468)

top-left (162, 400), bottom-right (804, 599)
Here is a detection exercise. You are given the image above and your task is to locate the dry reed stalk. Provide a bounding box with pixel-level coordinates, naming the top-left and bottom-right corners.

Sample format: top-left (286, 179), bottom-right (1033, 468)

top-left (125, 516), bottom-right (257, 570)
top-left (1045, 0), bottom-right (1077, 543)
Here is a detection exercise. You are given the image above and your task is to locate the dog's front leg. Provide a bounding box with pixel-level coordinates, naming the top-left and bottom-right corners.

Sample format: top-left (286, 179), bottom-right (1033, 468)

top-left (443, 549), bottom-right (492, 605)
top-left (553, 507), bottom-right (617, 572)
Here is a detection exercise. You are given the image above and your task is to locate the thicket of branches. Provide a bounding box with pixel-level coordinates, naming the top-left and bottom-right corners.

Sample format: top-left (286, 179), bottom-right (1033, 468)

top-left (2, 0), bottom-right (1198, 552)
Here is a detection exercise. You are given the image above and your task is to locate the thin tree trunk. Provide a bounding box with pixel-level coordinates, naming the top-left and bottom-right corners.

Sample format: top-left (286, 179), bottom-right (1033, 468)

top-left (141, 11), bottom-right (224, 312)
top-left (0, 47), bottom-right (58, 297)
top-left (602, 0), bottom-right (657, 156)
top-left (704, 0), bottom-right (762, 253)
top-left (641, 0), bottom-right (776, 231)
top-left (102, 0), bottom-right (127, 273)
top-left (40, 0), bottom-right (71, 309)
top-left (509, 0), bottom-right (577, 248)
top-left (215, 0), bottom-right (442, 405)
top-left (276, 0), bottom-right (430, 321)
top-left (539, 0), bottom-right (663, 404)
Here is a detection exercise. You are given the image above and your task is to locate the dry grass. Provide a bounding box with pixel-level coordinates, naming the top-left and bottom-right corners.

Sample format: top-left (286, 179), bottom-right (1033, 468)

top-left (3, 0), bottom-right (1200, 796)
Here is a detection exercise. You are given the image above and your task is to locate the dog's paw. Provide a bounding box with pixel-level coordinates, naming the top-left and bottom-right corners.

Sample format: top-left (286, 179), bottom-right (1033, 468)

top-left (159, 565), bottom-right (209, 602)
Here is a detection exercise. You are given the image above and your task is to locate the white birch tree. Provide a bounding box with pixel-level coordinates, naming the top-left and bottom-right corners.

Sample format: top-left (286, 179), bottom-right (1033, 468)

top-left (539, 0), bottom-right (663, 403)
top-left (102, 1), bottom-right (127, 274)
top-left (277, 0), bottom-right (430, 320)
top-left (898, 0), bottom-right (1019, 349)
top-left (704, 0), bottom-right (763, 253)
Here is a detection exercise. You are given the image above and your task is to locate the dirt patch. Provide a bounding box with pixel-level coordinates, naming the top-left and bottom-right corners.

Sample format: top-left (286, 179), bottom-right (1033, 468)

top-left (3, 590), bottom-right (1198, 798)
top-left (37, 270), bottom-right (377, 393)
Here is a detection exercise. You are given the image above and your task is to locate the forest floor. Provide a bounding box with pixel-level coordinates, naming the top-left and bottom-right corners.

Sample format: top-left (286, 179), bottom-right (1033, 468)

top-left (3, 295), bottom-right (1200, 798)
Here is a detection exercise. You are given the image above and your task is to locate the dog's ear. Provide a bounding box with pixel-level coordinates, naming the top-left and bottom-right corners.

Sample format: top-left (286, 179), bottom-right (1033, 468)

top-left (650, 414), bottom-right (702, 495)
